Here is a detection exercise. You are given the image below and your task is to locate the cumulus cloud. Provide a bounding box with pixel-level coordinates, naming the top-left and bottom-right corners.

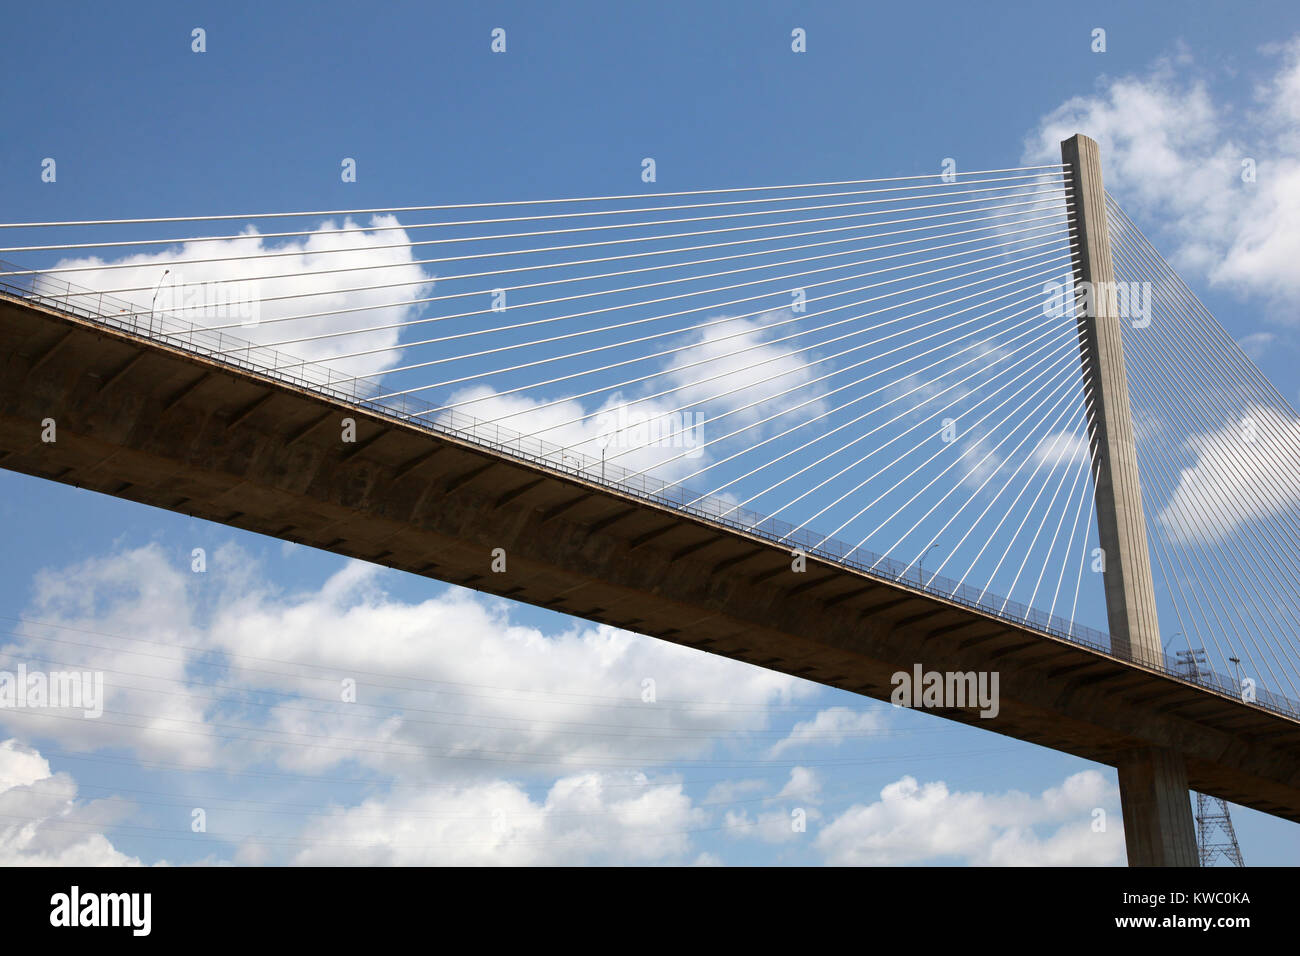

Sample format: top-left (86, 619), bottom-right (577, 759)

top-left (0, 540), bottom-right (1138, 866)
top-left (1021, 39), bottom-right (1300, 549)
top-left (1, 546), bottom-right (218, 768)
top-left (204, 554), bottom-right (813, 780)
top-left (290, 771), bottom-right (705, 865)
top-left (1023, 38), bottom-right (1300, 311)
top-left (433, 311), bottom-right (834, 489)
top-left (766, 707), bottom-right (884, 758)
top-left (723, 766), bottom-right (823, 844)
top-left (49, 216), bottom-right (435, 379)
top-left (0, 539), bottom-right (845, 864)
top-left (432, 384), bottom-right (712, 482)
top-left (659, 312), bottom-right (831, 432)
top-left (814, 770), bottom-right (1123, 866)
top-left (0, 739), bottom-right (145, 866)
top-left (1154, 403), bottom-right (1300, 542)
top-left (3, 539), bottom-right (815, 797)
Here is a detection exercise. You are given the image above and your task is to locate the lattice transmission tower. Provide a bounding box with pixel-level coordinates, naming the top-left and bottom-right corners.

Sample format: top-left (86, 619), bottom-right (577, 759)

top-left (1175, 648), bottom-right (1245, 866)
top-left (1194, 792), bottom-right (1245, 867)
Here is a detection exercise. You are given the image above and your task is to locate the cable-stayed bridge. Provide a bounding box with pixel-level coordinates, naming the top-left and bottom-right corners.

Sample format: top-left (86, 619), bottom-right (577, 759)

top-left (0, 136), bottom-right (1296, 865)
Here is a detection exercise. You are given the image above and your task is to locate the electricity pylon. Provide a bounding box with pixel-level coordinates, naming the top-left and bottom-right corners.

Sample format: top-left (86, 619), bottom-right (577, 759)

top-left (1195, 792), bottom-right (1245, 867)
top-left (1175, 646), bottom-right (1245, 866)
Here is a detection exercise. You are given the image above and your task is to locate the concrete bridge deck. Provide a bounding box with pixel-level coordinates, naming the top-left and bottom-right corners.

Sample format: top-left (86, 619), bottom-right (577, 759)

top-left (3, 292), bottom-right (1299, 823)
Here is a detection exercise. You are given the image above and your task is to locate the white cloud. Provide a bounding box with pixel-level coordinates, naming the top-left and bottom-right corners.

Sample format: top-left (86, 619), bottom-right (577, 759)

top-left (0, 543), bottom-right (1144, 867)
top-left (1023, 39), bottom-right (1300, 311)
top-left (1022, 40), bottom-right (1300, 548)
top-left (660, 312), bottom-right (830, 432)
top-left (723, 767), bottom-right (823, 844)
top-left (4, 542), bottom-right (814, 782)
top-left (433, 311), bottom-right (833, 489)
top-left (0, 542), bottom-right (832, 864)
top-left (433, 384), bottom-right (713, 482)
top-left (1033, 430), bottom-right (1091, 470)
top-left (0, 739), bottom-right (145, 866)
top-left (50, 216), bottom-right (434, 379)
top-left (702, 776), bottom-right (768, 806)
top-left (289, 771), bottom-right (706, 865)
top-left (1154, 403), bottom-right (1300, 542)
top-left (2, 546), bottom-right (218, 768)
top-left (814, 770), bottom-right (1123, 866)
top-left (1237, 332), bottom-right (1277, 361)
top-left (208, 558), bottom-right (814, 779)
top-left (766, 707), bottom-right (883, 757)
top-left (777, 765), bottom-right (821, 803)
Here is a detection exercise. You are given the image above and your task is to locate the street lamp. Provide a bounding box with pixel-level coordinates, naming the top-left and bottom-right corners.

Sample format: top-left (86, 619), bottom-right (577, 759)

top-left (149, 268), bottom-right (171, 336)
top-left (1228, 654), bottom-right (1243, 697)
top-left (918, 543), bottom-right (941, 587)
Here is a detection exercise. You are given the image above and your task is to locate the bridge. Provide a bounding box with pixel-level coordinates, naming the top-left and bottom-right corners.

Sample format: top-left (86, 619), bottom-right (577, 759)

top-left (1, 135), bottom-right (1297, 865)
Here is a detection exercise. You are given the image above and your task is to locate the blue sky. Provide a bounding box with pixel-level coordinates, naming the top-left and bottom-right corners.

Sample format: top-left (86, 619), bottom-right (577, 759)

top-left (1, 0), bottom-right (1299, 865)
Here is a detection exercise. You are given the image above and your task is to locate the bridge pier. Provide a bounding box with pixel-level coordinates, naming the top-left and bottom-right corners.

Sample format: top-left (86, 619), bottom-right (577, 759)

top-left (1060, 134), bottom-right (1199, 867)
top-left (1116, 747), bottom-right (1200, 866)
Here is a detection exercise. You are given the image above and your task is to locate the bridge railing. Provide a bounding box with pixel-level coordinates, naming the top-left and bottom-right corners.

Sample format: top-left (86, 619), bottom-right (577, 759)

top-left (0, 263), bottom-right (395, 405)
top-left (2, 259), bottom-right (1295, 720)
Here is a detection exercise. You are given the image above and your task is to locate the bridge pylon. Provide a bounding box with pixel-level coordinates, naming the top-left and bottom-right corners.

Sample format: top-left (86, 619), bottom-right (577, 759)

top-left (1060, 133), bottom-right (1198, 867)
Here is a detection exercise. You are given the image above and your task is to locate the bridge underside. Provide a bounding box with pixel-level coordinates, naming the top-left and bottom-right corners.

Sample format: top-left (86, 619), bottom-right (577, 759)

top-left (3, 294), bottom-right (1300, 825)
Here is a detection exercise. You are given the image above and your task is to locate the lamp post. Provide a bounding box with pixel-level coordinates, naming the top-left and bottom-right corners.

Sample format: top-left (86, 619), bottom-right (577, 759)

top-left (917, 543), bottom-right (941, 588)
top-left (149, 269), bottom-right (171, 336)
top-left (1229, 655), bottom-right (1243, 700)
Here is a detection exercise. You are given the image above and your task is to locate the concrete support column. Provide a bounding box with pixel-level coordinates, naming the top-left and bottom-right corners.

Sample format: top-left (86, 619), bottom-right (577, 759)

top-left (1059, 134), bottom-right (1162, 669)
top-left (1060, 134), bottom-right (1197, 867)
top-left (1117, 747), bottom-right (1200, 866)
